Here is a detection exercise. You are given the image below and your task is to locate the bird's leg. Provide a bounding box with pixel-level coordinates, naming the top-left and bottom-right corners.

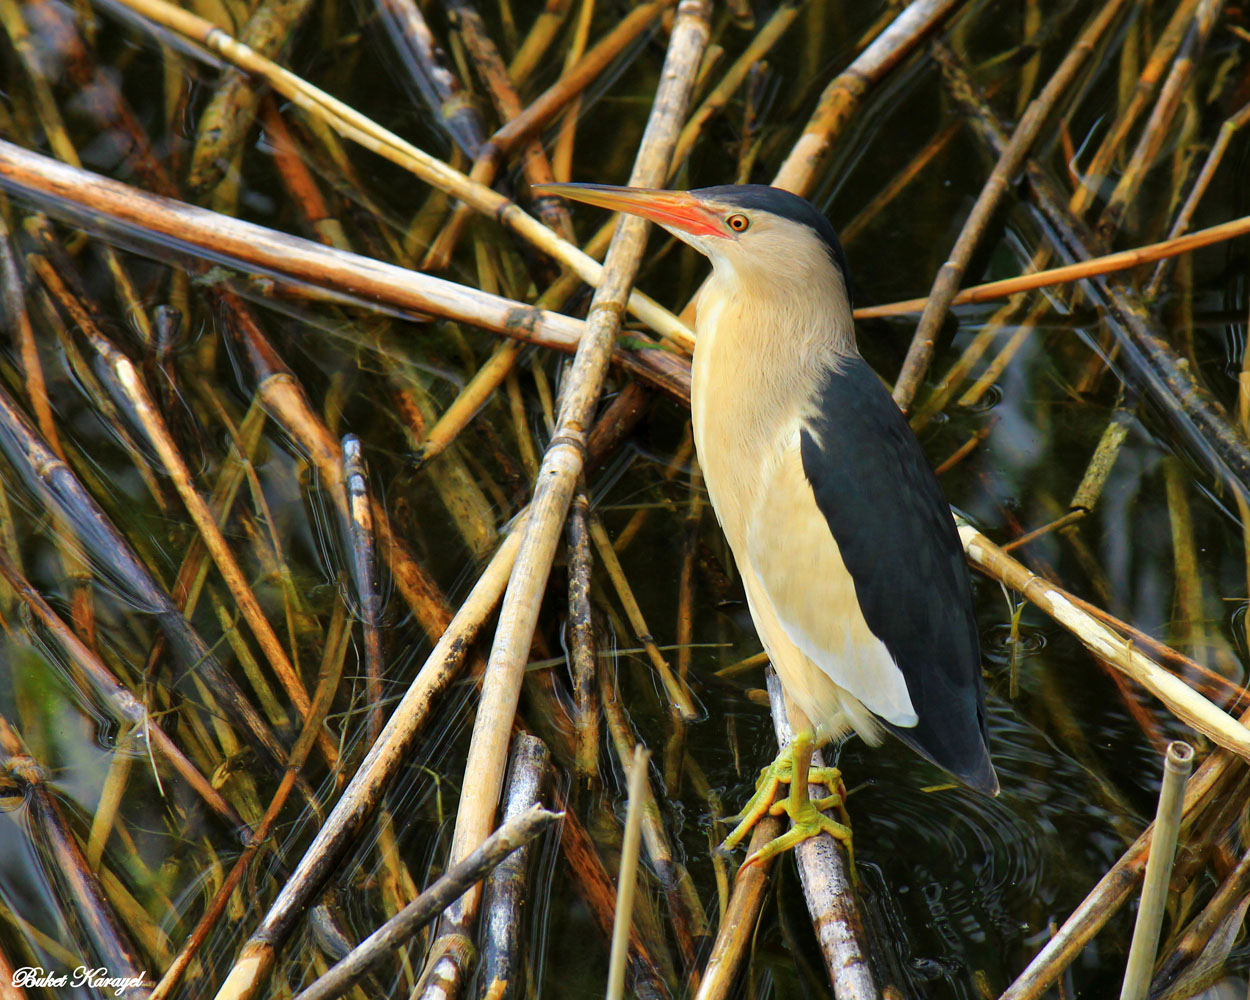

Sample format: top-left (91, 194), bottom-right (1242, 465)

top-left (720, 749), bottom-right (794, 846)
top-left (720, 731), bottom-right (854, 877)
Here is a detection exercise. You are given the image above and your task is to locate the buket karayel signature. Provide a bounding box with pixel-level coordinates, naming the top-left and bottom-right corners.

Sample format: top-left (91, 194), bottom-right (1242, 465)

top-left (11, 966), bottom-right (149, 995)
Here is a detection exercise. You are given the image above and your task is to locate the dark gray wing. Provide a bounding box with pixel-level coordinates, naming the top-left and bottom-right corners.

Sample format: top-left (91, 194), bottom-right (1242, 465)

top-left (800, 356), bottom-right (997, 793)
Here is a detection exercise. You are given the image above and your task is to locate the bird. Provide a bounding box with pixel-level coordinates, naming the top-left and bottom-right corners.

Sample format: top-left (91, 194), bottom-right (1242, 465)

top-left (533, 181), bottom-right (998, 862)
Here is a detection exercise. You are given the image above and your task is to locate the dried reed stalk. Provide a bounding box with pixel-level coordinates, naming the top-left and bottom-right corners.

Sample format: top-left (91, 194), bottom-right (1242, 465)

top-left (853, 214), bottom-right (1250, 319)
top-left (0, 550), bottom-right (241, 828)
top-left (221, 290), bottom-right (453, 639)
top-left (939, 49), bottom-right (1250, 503)
top-left (445, 0), bottom-right (574, 239)
top-left (606, 746), bottom-right (651, 1000)
top-left (0, 141), bottom-right (582, 346)
top-left (84, 316), bottom-right (340, 770)
top-left (0, 211), bottom-right (98, 643)
top-left (98, 0), bottom-right (693, 345)
top-left (767, 673), bottom-right (878, 998)
top-left (434, 7), bottom-right (708, 977)
top-left (1095, 0), bottom-right (1225, 243)
top-left (0, 381), bottom-right (293, 773)
top-left (670, 2), bottom-right (804, 170)
top-left (18, 0), bottom-right (174, 197)
top-left (891, 0), bottom-right (1129, 410)
top-left (0, 140), bottom-right (692, 398)
top-left (999, 746), bottom-right (1247, 999)
top-left (508, 0), bottom-right (572, 87)
top-left (341, 436), bottom-right (386, 744)
top-left (693, 810), bottom-right (783, 1000)
top-left (291, 806), bottom-right (561, 1000)
top-left (478, 735), bottom-right (552, 1000)
top-left (0, 713), bottom-right (153, 996)
top-left (549, 0), bottom-right (592, 182)
top-left (912, 0), bottom-right (1217, 420)
top-left (566, 483), bottom-right (601, 782)
top-left (1071, 0), bottom-right (1204, 218)
top-left (599, 662), bottom-right (707, 968)
top-left (209, 521), bottom-right (523, 1000)
top-left (492, 2), bottom-right (664, 155)
top-left (554, 784), bottom-right (670, 993)
top-left (960, 526), bottom-right (1250, 758)
top-left (210, 384), bottom-right (648, 998)
top-left (150, 619), bottom-right (347, 999)
top-left (1120, 742), bottom-right (1193, 1000)
top-left (260, 100), bottom-right (351, 250)
top-left (590, 514), bottom-right (698, 719)
top-left (373, 0), bottom-right (485, 157)
top-left (771, 0), bottom-right (964, 196)
top-left (188, 0), bottom-right (318, 192)
top-left (1152, 842), bottom-right (1250, 992)
top-left (1147, 97), bottom-right (1250, 297)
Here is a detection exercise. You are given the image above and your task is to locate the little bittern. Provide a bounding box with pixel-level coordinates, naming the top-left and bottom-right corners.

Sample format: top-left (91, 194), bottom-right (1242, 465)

top-left (537, 182), bottom-right (998, 858)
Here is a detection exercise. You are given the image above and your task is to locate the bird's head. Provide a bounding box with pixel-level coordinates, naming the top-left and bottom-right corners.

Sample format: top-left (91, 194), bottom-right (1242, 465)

top-left (534, 182), bottom-right (852, 307)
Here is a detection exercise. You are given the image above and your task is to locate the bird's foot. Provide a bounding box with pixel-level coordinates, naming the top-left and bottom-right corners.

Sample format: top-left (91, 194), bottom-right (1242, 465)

top-left (719, 731), bottom-right (855, 879)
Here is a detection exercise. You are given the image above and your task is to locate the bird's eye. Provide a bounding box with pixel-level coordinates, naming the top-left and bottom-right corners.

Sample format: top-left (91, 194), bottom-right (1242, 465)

top-left (726, 214), bottom-right (750, 232)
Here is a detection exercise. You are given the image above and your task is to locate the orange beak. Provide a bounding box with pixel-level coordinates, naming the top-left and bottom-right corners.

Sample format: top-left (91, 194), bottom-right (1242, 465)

top-left (532, 182), bottom-right (724, 238)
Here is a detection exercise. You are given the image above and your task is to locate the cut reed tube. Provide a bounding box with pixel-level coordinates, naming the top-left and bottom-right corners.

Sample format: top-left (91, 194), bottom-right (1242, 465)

top-left (1120, 741), bottom-right (1195, 1000)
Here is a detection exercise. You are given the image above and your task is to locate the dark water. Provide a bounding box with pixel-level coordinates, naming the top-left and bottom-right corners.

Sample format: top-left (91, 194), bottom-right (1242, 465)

top-left (1, 0), bottom-right (1249, 998)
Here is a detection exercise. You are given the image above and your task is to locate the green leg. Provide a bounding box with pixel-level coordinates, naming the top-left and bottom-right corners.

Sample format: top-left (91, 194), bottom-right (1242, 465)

top-left (720, 731), bottom-right (855, 878)
top-left (720, 746), bottom-right (796, 852)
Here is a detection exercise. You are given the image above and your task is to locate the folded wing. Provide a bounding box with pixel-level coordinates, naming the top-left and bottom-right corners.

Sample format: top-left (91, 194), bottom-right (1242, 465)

top-left (752, 356), bottom-right (997, 794)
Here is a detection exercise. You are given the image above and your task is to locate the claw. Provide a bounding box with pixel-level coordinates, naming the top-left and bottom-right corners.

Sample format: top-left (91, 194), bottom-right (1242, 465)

top-left (719, 731), bottom-right (856, 882)
top-left (721, 763), bottom-right (788, 850)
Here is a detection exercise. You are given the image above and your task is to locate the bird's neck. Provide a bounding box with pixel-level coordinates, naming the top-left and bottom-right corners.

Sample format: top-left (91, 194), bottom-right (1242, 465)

top-left (693, 258), bottom-right (857, 396)
top-left (689, 261), bottom-right (856, 539)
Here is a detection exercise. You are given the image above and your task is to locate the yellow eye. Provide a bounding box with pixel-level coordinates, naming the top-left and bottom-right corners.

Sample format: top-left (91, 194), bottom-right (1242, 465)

top-left (726, 213), bottom-right (750, 232)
